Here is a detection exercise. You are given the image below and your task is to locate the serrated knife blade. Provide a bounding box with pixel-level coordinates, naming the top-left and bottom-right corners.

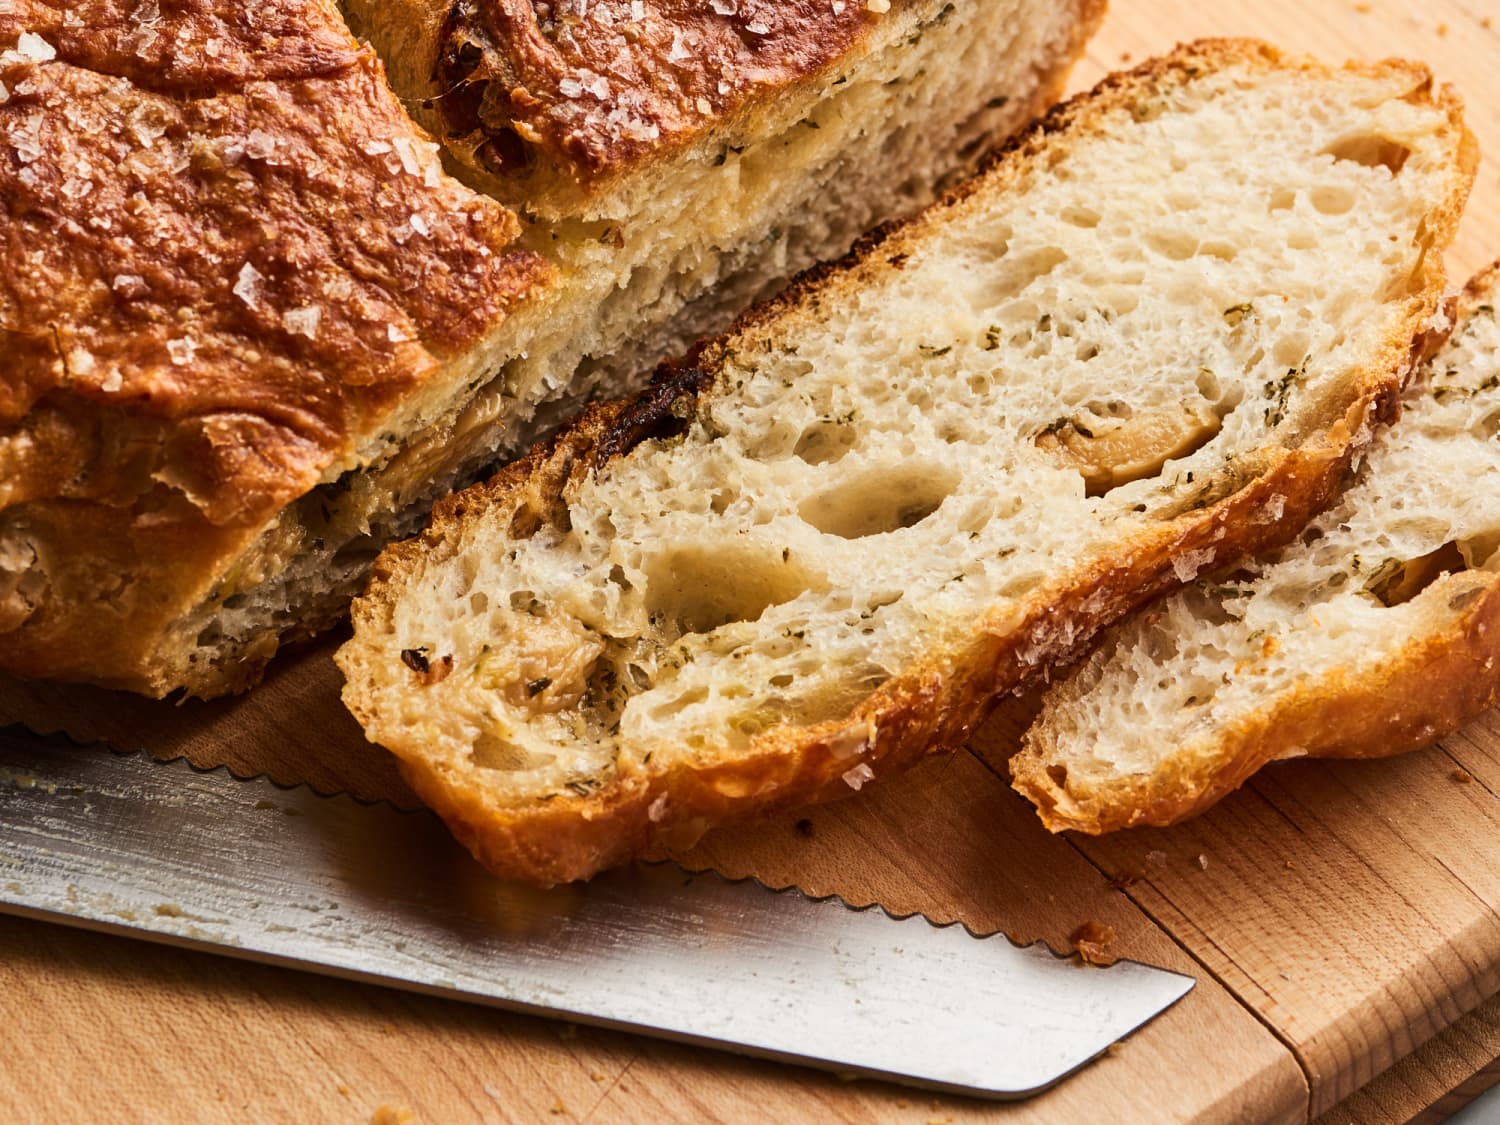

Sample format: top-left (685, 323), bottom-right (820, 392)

top-left (0, 729), bottom-right (1192, 1098)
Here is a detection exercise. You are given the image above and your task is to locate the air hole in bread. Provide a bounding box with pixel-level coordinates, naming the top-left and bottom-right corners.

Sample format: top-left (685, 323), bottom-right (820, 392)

top-left (1368, 540), bottom-right (1467, 607)
top-left (1046, 764), bottom-right (1068, 787)
top-left (1146, 232), bottom-right (1197, 261)
top-left (1060, 205), bottom-right (1100, 228)
top-left (642, 545), bottom-right (824, 635)
top-left (1323, 134), bottom-right (1411, 174)
top-left (475, 125), bottom-right (533, 175)
top-left (1035, 403), bottom-right (1224, 498)
top-left (508, 499), bottom-right (569, 539)
top-left (1273, 334), bottom-right (1310, 369)
top-left (647, 684), bottom-right (709, 720)
top-left (798, 464), bottom-right (960, 539)
top-left (471, 731), bottom-right (556, 773)
top-left (1460, 531), bottom-right (1500, 570)
top-left (794, 420), bottom-right (859, 465)
top-left (1267, 188), bottom-right (1297, 212)
top-left (1310, 185), bottom-right (1357, 216)
top-left (967, 246), bottom-right (1067, 308)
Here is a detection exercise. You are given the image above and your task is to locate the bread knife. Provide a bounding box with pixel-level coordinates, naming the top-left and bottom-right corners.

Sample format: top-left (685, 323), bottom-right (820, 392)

top-left (0, 729), bottom-right (1192, 1099)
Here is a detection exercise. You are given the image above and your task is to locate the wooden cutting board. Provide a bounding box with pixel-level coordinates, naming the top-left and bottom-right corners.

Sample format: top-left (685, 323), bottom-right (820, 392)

top-left (5, 1), bottom-right (1500, 1121)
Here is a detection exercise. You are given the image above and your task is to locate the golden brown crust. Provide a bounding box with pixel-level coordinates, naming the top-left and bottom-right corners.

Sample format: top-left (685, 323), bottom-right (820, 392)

top-left (342, 39), bottom-right (1475, 885)
top-left (345, 0), bottom-right (966, 212)
top-left (1012, 267), bottom-right (1500, 836)
top-left (0, 1), bottom-right (547, 694)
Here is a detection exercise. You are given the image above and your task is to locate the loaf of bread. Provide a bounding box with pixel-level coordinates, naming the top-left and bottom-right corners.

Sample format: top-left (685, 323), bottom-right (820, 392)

top-left (1013, 265), bottom-right (1500, 833)
top-left (337, 41), bottom-right (1476, 885)
top-left (0, 0), bottom-right (1099, 697)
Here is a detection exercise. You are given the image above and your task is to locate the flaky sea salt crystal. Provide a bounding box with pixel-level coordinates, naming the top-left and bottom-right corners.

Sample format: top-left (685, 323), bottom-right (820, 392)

top-left (392, 135), bottom-right (421, 176)
top-left (1171, 548), bottom-right (1215, 583)
top-left (745, 20), bottom-right (769, 34)
top-left (387, 323), bottom-right (410, 343)
top-left (166, 337), bottom-right (196, 365)
top-left (281, 305), bottom-right (321, 338)
top-left (842, 763), bottom-right (875, 791)
top-left (245, 129), bottom-right (276, 160)
top-left (710, 0), bottom-right (737, 13)
top-left (668, 31), bottom-right (689, 60)
top-left (558, 76), bottom-right (583, 98)
top-left (629, 0), bottom-right (644, 18)
top-left (363, 139), bottom-right (392, 155)
top-left (129, 104), bottom-right (167, 147)
top-left (232, 262), bottom-right (264, 309)
top-left (68, 348), bottom-right (96, 376)
top-left (112, 274), bottom-right (147, 297)
top-left (408, 213), bottom-right (430, 237)
top-left (16, 32), bottom-right (56, 62)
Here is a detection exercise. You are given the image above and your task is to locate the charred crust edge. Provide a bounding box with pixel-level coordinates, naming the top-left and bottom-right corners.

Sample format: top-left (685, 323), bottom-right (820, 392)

top-left (591, 364), bottom-right (717, 470)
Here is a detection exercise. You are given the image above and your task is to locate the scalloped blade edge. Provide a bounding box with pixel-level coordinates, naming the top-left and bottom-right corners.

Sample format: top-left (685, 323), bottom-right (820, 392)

top-left (0, 729), bottom-right (1192, 1098)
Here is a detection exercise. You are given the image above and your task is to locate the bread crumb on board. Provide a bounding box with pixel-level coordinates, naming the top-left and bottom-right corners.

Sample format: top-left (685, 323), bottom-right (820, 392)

top-left (1068, 921), bottom-right (1119, 966)
top-left (370, 1107), bottom-right (416, 1125)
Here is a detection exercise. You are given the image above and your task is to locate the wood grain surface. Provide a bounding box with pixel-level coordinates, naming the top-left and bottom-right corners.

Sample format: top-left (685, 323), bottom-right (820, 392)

top-left (4, 0), bottom-right (1500, 1121)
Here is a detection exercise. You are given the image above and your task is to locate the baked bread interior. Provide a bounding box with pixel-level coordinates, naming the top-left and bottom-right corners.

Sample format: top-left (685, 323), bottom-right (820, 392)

top-left (337, 41), bottom-right (1476, 884)
top-left (1013, 265), bottom-right (1500, 833)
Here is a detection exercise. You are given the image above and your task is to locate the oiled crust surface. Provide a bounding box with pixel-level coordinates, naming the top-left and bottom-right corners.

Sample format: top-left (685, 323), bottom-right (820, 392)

top-left (1013, 267), bottom-right (1500, 834)
top-left (340, 40), bottom-right (1475, 885)
top-left (0, 0), bottom-right (545, 692)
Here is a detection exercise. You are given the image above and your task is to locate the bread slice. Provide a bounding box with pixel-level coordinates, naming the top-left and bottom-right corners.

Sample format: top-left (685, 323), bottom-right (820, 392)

top-left (1013, 265), bottom-right (1500, 833)
top-left (338, 41), bottom-right (1476, 885)
top-left (0, 0), bottom-right (1098, 698)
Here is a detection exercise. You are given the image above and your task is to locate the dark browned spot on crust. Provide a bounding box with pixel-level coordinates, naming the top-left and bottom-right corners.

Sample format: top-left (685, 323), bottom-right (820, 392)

top-left (591, 365), bottom-right (716, 470)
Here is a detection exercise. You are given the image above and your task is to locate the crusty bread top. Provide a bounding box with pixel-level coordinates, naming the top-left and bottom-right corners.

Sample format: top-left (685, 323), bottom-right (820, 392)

top-left (0, 0), bottom-right (546, 692)
top-left (339, 40), bottom-right (1476, 884)
top-left (344, 0), bottom-right (959, 216)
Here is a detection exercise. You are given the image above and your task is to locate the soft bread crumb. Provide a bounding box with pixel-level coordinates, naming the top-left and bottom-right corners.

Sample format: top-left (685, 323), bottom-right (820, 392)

top-left (1018, 268), bottom-right (1500, 833)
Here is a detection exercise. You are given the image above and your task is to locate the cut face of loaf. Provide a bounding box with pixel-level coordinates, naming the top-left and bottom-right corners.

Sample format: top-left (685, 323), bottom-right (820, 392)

top-left (0, 0), bottom-right (1098, 697)
top-left (1013, 266), bottom-right (1500, 834)
top-left (338, 41), bottom-right (1476, 885)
